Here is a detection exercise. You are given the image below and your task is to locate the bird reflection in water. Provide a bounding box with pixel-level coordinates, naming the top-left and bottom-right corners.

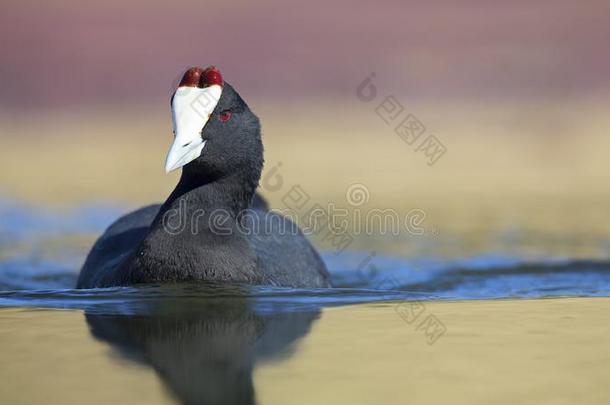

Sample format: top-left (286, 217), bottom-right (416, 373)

top-left (84, 285), bottom-right (320, 405)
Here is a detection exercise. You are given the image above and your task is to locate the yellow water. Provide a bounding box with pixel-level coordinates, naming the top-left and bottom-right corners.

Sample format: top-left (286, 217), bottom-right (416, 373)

top-left (2, 298), bottom-right (609, 404)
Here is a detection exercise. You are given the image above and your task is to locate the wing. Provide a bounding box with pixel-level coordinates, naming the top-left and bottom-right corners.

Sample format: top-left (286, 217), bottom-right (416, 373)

top-left (76, 204), bottom-right (161, 288)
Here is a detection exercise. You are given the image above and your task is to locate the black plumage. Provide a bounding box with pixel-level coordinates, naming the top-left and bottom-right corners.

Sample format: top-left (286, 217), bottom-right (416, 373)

top-left (77, 82), bottom-right (330, 288)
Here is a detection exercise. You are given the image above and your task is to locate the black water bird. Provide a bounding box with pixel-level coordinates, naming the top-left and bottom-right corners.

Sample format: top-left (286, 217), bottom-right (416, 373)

top-left (77, 66), bottom-right (330, 288)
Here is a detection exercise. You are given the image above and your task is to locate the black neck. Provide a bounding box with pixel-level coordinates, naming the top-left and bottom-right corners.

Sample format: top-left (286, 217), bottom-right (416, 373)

top-left (120, 164), bottom-right (261, 285)
top-left (160, 165), bottom-right (259, 221)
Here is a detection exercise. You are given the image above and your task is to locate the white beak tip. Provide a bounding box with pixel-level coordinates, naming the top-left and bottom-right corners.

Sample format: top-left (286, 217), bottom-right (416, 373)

top-left (164, 139), bottom-right (207, 174)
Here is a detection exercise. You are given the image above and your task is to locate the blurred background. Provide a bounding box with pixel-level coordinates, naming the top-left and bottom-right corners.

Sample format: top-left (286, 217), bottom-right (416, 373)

top-left (2, 0), bottom-right (610, 264)
top-left (3, 4), bottom-right (610, 402)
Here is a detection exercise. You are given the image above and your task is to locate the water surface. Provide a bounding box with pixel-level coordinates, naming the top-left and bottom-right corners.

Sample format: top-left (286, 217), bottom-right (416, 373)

top-left (1, 199), bottom-right (610, 404)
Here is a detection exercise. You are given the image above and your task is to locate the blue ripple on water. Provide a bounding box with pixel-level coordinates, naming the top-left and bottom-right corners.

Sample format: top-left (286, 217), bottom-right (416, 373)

top-left (1, 197), bottom-right (610, 314)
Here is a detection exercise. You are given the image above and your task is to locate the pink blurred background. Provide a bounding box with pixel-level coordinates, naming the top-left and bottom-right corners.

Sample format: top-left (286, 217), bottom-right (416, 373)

top-left (2, 0), bottom-right (609, 110)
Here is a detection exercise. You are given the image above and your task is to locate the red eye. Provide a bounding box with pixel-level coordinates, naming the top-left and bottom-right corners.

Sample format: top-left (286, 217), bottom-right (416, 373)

top-left (219, 111), bottom-right (232, 122)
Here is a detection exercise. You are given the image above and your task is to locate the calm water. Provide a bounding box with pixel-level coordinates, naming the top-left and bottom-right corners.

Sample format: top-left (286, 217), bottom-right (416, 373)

top-left (2, 198), bottom-right (610, 404)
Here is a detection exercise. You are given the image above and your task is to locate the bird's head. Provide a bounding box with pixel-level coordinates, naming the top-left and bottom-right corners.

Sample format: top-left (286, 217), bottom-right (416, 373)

top-left (165, 66), bottom-right (262, 181)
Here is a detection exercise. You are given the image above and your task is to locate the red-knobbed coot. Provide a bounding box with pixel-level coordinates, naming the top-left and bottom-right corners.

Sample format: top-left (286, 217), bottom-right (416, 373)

top-left (76, 67), bottom-right (331, 289)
